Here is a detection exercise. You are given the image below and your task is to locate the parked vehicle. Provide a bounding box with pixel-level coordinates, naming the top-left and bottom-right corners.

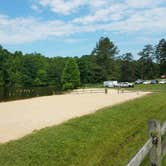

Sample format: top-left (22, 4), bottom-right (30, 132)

top-left (143, 80), bottom-right (151, 85)
top-left (119, 82), bottom-right (134, 88)
top-left (103, 81), bottom-right (118, 88)
top-left (159, 79), bottom-right (166, 84)
top-left (135, 79), bottom-right (144, 84)
top-left (150, 80), bottom-right (158, 84)
top-left (161, 74), bottom-right (166, 79)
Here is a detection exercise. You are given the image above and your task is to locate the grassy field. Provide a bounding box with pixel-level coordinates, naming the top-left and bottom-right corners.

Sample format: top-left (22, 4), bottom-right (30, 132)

top-left (130, 83), bottom-right (166, 92)
top-left (0, 85), bottom-right (166, 166)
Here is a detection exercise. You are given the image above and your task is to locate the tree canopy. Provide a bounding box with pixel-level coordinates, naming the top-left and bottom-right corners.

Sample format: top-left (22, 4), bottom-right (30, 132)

top-left (0, 37), bottom-right (165, 90)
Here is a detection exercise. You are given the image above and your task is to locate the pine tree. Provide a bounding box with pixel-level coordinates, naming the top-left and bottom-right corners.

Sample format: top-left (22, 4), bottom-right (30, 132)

top-left (91, 37), bottom-right (118, 80)
top-left (156, 39), bottom-right (166, 75)
top-left (61, 58), bottom-right (80, 90)
top-left (120, 53), bottom-right (135, 82)
top-left (138, 45), bottom-right (155, 79)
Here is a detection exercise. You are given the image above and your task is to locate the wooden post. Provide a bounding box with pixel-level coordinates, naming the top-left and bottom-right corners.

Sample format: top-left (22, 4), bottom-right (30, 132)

top-left (137, 90), bottom-right (139, 95)
top-left (118, 87), bottom-right (120, 94)
top-left (162, 137), bottom-right (166, 157)
top-left (148, 120), bottom-right (162, 166)
top-left (105, 87), bottom-right (108, 94)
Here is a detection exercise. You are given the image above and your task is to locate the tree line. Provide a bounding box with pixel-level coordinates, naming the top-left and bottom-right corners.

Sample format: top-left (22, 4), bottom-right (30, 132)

top-left (0, 37), bottom-right (166, 90)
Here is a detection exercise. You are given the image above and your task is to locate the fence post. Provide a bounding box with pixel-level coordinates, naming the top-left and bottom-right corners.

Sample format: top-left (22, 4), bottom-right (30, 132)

top-left (148, 120), bottom-right (162, 166)
top-left (118, 87), bottom-right (120, 94)
top-left (137, 90), bottom-right (139, 95)
top-left (105, 87), bottom-right (108, 94)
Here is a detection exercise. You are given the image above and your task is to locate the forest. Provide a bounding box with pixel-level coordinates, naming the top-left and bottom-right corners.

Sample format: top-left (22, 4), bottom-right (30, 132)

top-left (0, 37), bottom-right (166, 90)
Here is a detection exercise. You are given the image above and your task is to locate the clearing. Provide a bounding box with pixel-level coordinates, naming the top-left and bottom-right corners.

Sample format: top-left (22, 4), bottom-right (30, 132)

top-left (0, 89), bottom-right (148, 143)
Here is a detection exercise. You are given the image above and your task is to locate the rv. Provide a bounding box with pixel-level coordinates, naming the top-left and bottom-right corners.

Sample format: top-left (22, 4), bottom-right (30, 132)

top-left (103, 81), bottom-right (118, 88)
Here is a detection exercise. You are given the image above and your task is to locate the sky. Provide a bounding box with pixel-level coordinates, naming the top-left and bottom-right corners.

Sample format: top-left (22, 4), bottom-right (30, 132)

top-left (0, 0), bottom-right (166, 58)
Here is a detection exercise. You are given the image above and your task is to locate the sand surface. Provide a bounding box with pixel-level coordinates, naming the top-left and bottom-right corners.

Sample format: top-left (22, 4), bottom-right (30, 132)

top-left (0, 89), bottom-right (149, 143)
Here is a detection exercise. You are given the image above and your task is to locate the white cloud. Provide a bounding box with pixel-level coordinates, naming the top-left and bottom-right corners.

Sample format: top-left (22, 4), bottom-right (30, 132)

top-left (38, 0), bottom-right (87, 15)
top-left (36, 0), bottom-right (111, 15)
top-left (35, 0), bottom-right (166, 15)
top-left (0, 0), bottom-right (166, 44)
top-left (126, 0), bottom-right (166, 8)
top-left (0, 15), bottom-right (76, 44)
top-left (73, 3), bottom-right (127, 24)
top-left (109, 7), bottom-right (166, 32)
top-left (31, 4), bottom-right (42, 12)
top-left (63, 38), bottom-right (88, 44)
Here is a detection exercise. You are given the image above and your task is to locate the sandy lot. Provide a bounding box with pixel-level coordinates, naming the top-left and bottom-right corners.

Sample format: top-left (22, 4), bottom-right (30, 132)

top-left (0, 89), bottom-right (149, 143)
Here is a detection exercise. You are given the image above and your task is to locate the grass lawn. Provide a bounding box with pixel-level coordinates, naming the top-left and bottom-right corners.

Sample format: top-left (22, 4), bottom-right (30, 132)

top-left (0, 88), bottom-right (166, 166)
top-left (130, 84), bottom-right (166, 92)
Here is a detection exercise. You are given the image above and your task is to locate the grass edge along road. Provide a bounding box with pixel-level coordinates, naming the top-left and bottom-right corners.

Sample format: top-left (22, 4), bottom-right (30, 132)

top-left (0, 92), bottom-right (166, 165)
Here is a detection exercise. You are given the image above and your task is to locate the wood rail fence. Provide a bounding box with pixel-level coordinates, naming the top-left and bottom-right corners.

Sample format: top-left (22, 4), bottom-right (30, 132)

top-left (72, 88), bottom-right (139, 95)
top-left (72, 88), bottom-right (108, 94)
top-left (127, 120), bottom-right (166, 166)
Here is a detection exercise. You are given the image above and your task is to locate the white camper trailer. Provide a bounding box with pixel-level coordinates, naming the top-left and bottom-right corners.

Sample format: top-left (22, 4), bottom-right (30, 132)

top-left (103, 81), bottom-right (118, 88)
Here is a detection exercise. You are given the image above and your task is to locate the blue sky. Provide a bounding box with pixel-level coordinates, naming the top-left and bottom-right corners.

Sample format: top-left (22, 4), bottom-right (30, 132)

top-left (0, 0), bottom-right (166, 58)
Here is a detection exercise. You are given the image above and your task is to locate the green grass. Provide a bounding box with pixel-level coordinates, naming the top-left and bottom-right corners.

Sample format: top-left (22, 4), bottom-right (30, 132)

top-left (131, 84), bottom-right (166, 92)
top-left (0, 92), bottom-right (166, 166)
top-left (163, 156), bottom-right (166, 165)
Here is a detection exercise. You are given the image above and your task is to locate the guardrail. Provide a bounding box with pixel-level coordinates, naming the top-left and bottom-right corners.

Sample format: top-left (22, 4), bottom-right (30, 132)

top-left (127, 120), bottom-right (166, 166)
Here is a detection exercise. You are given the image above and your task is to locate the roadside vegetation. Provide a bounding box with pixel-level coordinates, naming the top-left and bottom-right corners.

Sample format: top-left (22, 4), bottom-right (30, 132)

top-left (0, 90), bottom-right (166, 166)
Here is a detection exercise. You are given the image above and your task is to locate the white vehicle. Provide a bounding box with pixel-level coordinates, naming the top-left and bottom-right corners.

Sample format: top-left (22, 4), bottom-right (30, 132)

top-left (119, 82), bottom-right (134, 88)
top-left (143, 80), bottom-right (151, 85)
top-left (135, 79), bottom-right (144, 84)
top-left (128, 82), bottom-right (134, 87)
top-left (159, 79), bottom-right (166, 84)
top-left (103, 81), bottom-right (118, 88)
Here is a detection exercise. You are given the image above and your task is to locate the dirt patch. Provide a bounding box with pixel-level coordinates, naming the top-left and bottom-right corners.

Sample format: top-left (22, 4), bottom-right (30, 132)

top-left (0, 89), bottom-right (149, 143)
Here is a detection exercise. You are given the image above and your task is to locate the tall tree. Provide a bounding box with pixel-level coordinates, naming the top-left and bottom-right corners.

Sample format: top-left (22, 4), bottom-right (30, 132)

top-left (155, 39), bottom-right (166, 75)
top-left (47, 57), bottom-right (66, 89)
top-left (138, 45), bottom-right (155, 79)
top-left (61, 58), bottom-right (80, 90)
top-left (91, 37), bottom-right (118, 80)
top-left (120, 53), bottom-right (135, 82)
top-left (78, 55), bottom-right (92, 84)
top-left (0, 46), bottom-right (11, 86)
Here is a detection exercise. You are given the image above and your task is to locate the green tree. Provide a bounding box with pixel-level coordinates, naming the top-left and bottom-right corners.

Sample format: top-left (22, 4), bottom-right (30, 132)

top-left (47, 57), bottom-right (66, 89)
top-left (91, 37), bottom-right (118, 80)
top-left (78, 55), bottom-right (90, 84)
top-left (0, 46), bottom-right (11, 86)
top-left (138, 45), bottom-right (155, 79)
top-left (120, 53), bottom-right (135, 82)
top-left (61, 58), bottom-right (80, 90)
top-left (155, 39), bottom-right (166, 75)
top-left (78, 55), bottom-right (104, 84)
top-left (22, 53), bottom-right (49, 87)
